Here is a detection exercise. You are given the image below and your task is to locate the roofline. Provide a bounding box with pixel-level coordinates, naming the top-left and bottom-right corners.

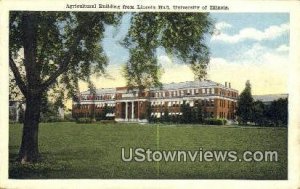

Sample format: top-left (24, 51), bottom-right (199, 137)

top-left (80, 80), bottom-right (239, 94)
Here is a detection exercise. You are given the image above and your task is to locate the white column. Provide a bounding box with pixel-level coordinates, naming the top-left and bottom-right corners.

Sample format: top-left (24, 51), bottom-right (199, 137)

top-left (125, 102), bottom-right (128, 120)
top-left (131, 101), bottom-right (134, 119)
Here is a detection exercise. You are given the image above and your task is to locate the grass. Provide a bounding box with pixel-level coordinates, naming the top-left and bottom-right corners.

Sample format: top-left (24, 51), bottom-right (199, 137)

top-left (9, 122), bottom-right (287, 179)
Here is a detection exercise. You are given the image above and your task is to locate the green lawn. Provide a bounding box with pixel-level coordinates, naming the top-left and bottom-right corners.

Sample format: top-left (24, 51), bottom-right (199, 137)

top-left (9, 122), bottom-right (287, 179)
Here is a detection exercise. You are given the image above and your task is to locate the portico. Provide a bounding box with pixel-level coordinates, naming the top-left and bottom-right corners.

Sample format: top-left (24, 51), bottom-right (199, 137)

top-left (115, 100), bottom-right (148, 123)
top-left (124, 101), bottom-right (136, 121)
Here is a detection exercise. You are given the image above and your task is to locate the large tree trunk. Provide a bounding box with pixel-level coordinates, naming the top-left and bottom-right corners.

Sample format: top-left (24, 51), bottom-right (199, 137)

top-left (18, 91), bottom-right (42, 163)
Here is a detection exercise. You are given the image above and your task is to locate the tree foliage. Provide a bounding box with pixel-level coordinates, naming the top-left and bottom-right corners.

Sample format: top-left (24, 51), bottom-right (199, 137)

top-left (236, 80), bottom-right (254, 124)
top-left (267, 98), bottom-right (288, 126)
top-left (9, 11), bottom-right (122, 162)
top-left (251, 100), bottom-right (265, 125)
top-left (122, 13), bottom-right (214, 89)
top-left (180, 101), bottom-right (192, 123)
top-left (237, 80), bottom-right (288, 126)
top-left (10, 12), bottom-right (121, 99)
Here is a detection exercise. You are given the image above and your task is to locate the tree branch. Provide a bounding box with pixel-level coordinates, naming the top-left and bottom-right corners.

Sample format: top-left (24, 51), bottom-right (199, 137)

top-left (40, 34), bottom-right (82, 91)
top-left (41, 15), bottom-right (100, 91)
top-left (9, 54), bottom-right (27, 97)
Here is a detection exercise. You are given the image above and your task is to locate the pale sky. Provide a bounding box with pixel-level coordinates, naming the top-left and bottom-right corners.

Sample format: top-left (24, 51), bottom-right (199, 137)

top-left (78, 13), bottom-right (289, 97)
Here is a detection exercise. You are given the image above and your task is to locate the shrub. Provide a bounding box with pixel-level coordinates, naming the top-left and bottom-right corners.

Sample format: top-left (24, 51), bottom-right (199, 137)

top-left (76, 118), bottom-right (93, 124)
top-left (99, 120), bottom-right (117, 124)
top-left (63, 113), bottom-right (75, 122)
top-left (139, 113), bottom-right (146, 120)
top-left (41, 116), bottom-right (63, 123)
top-left (204, 118), bottom-right (226, 125)
top-left (9, 120), bottom-right (17, 124)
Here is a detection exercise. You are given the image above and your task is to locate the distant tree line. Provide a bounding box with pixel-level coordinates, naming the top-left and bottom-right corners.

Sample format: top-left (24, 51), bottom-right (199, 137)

top-left (237, 80), bottom-right (288, 127)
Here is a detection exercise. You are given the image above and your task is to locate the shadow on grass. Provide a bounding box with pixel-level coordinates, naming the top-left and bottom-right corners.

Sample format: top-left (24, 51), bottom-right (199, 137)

top-left (9, 152), bottom-right (68, 179)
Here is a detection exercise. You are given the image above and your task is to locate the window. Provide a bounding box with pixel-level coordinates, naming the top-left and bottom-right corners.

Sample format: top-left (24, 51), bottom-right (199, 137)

top-left (181, 90), bottom-right (184, 96)
top-left (202, 88), bottom-right (205, 94)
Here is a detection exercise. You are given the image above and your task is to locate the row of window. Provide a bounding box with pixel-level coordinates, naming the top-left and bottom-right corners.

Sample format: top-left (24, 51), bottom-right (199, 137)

top-left (151, 99), bottom-right (215, 107)
top-left (219, 112), bottom-right (235, 119)
top-left (219, 100), bottom-right (236, 108)
top-left (75, 103), bottom-right (115, 109)
top-left (219, 89), bottom-right (238, 98)
top-left (219, 112), bottom-right (226, 118)
top-left (151, 111), bottom-right (215, 118)
top-left (95, 103), bottom-right (115, 108)
top-left (152, 88), bottom-right (215, 98)
top-left (80, 94), bottom-right (115, 101)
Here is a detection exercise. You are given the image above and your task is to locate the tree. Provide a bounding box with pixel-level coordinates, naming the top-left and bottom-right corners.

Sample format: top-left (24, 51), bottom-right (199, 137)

top-left (122, 13), bottom-right (214, 89)
top-left (9, 12), bottom-right (121, 163)
top-left (251, 100), bottom-right (265, 125)
top-left (163, 108), bottom-right (170, 123)
top-left (100, 103), bottom-right (109, 120)
top-left (181, 101), bottom-right (192, 123)
top-left (144, 101), bottom-right (152, 121)
top-left (39, 93), bottom-right (63, 122)
top-left (88, 83), bottom-right (96, 121)
top-left (193, 102), bottom-right (203, 123)
top-left (267, 98), bottom-right (288, 126)
top-left (10, 12), bottom-right (213, 163)
top-left (236, 80), bottom-right (254, 125)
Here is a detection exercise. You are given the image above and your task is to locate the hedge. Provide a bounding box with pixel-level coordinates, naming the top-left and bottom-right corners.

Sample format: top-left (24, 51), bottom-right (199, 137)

top-left (203, 118), bottom-right (227, 125)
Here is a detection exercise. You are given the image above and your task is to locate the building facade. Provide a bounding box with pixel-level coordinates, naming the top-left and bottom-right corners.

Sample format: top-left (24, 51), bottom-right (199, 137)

top-left (72, 80), bottom-right (239, 122)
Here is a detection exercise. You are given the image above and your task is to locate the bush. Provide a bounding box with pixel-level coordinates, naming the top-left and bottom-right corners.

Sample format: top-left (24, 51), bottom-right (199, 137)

top-left (41, 116), bottom-right (63, 123)
top-left (76, 118), bottom-right (93, 124)
top-left (204, 118), bottom-right (226, 125)
top-left (95, 116), bottom-right (115, 121)
top-left (139, 113), bottom-right (146, 120)
top-left (63, 113), bottom-right (75, 122)
top-left (99, 120), bottom-right (117, 124)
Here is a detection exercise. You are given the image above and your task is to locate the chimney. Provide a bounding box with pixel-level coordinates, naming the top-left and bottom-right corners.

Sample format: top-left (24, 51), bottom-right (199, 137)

top-left (229, 82), bottom-right (231, 88)
top-left (225, 82), bottom-right (227, 87)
